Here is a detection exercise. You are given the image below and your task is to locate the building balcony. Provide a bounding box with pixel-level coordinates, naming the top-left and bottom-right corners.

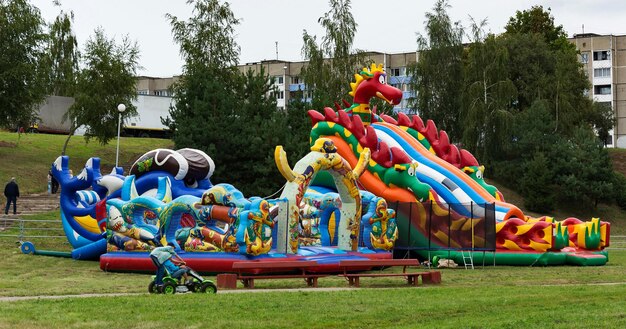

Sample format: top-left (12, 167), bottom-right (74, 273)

top-left (289, 83), bottom-right (306, 92)
top-left (593, 77), bottom-right (612, 85)
top-left (403, 91), bottom-right (416, 99)
top-left (592, 60), bottom-right (611, 69)
top-left (593, 94), bottom-right (612, 102)
top-left (389, 75), bottom-right (412, 85)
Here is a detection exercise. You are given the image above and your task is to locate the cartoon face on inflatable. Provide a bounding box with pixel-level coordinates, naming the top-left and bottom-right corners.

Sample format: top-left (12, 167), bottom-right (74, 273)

top-left (351, 63), bottom-right (402, 106)
top-left (107, 206), bottom-right (126, 233)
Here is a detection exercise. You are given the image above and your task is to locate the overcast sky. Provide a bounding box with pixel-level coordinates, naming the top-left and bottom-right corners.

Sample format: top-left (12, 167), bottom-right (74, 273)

top-left (32, 0), bottom-right (626, 77)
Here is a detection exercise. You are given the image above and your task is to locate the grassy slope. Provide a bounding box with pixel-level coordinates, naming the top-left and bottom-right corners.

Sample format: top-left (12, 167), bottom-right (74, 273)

top-left (488, 176), bottom-right (626, 235)
top-left (0, 131), bottom-right (173, 194)
top-left (609, 148), bottom-right (626, 177)
top-left (0, 130), bottom-right (622, 231)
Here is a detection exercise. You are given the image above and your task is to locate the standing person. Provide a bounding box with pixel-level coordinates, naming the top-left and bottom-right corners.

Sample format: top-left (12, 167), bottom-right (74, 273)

top-left (4, 177), bottom-right (20, 215)
top-left (47, 171), bottom-right (52, 194)
top-left (49, 170), bottom-right (59, 194)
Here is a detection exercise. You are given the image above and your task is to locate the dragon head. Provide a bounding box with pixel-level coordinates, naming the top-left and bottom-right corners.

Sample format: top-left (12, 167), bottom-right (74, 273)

top-left (462, 165), bottom-right (500, 200)
top-left (350, 63), bottom-right (402, 106)
top-left (384, 161), bottom-right (431, 202)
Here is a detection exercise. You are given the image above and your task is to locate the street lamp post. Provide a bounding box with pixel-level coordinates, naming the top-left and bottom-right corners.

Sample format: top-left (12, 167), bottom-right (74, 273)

top-left (115, 103), bottom-right (126, 168)
top-left (283, 65), bottom-right (288, 110)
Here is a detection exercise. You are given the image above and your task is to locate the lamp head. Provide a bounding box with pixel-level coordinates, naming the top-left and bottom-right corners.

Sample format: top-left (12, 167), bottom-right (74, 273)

top-left (117, 104), bottom-right (126, 113)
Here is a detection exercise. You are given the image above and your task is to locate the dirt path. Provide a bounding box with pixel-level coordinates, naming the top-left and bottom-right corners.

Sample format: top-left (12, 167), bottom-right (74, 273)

top-left (0, 287), bottom-right (357, 302)
top-left (2, 282), bottom-right (626, 302)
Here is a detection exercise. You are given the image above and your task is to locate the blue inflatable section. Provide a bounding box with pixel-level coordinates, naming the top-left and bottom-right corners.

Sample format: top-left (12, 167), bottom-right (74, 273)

top-left (373, 124), bottom-right (512, 219)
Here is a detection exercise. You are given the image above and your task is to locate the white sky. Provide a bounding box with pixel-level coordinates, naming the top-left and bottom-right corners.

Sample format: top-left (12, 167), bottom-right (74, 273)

top-left (32, 0), bottom-right (626, 77)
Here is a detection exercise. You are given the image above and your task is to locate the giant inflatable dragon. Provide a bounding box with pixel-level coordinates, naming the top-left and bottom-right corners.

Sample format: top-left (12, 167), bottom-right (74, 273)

top-left (307, 63), bottom-right (610, 266)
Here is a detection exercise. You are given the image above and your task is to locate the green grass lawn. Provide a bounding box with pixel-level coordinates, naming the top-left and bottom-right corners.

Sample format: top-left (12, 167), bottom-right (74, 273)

top-left (0, 131), bottom-right (173, 194)
top-left (1, 216), bottom-right (625, 328)
top-left (0, 237), bottom-right (624, 328)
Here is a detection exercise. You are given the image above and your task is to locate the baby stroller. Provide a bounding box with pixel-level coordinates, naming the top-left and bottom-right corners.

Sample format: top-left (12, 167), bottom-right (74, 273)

top-left (149, 255), bottom-right (217, 294)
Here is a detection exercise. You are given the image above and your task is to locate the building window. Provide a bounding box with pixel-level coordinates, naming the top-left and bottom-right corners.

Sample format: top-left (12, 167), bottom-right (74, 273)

top-left (390, 68), bottom-right (401, 76)
top-left (594, 68), bottom-right (610, 78)
top-left (594, 85), bottom-right (611, 95)
top-left (605, 133), bottom-right (613, 146)
top-left (593, 50), bottom-right (610, 61)
top-left (292, 76), bottom-right (300, 84)
top-left (138, 90), bottom-right (148, 95)
top-left (153, 90), bottom-right (169, 97)
top-left (580, 53), bottom-right (589, 64)
top-left (274, 91), bottom-right (284, 99)
top-left (277, 76), bottom-right (284, 84)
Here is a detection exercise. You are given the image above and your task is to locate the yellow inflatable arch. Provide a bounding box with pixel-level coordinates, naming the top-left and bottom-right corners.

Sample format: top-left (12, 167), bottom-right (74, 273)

top-left (274, 138), bottom-right (370, 254)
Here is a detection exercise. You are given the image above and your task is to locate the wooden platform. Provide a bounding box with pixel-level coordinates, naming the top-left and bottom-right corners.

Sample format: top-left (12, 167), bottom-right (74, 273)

top-left (222, 260), bottom-right (327, 289)
top-left (337, 259), bottom-right (441, 287)
top-left (216, 259), bottom-right (441, 289)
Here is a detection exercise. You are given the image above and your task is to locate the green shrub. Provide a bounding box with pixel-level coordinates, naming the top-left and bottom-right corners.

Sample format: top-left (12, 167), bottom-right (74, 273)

top-left (613, 172), bottom-right (626, 210)
top-left (520, 152), bottom-right (555, 212)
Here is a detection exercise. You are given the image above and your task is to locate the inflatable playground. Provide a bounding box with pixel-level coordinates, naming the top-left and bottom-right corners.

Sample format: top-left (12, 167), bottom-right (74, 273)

top-left (32, 63), bottom-right (610, 272)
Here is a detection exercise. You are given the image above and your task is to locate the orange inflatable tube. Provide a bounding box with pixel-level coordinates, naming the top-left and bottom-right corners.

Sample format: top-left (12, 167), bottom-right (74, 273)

top-left (375, 123), bottom-right (524, 220)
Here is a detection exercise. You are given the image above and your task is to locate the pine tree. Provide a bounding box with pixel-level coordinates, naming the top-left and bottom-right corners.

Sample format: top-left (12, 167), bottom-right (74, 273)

top-left (166, 0), bottom-right (285, 196)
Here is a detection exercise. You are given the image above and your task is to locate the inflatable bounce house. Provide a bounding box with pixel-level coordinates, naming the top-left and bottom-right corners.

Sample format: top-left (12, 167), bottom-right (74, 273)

top-left (48, 144), bottom-right (398, 273)
top-left (41, 62), bottom-right (609, 271)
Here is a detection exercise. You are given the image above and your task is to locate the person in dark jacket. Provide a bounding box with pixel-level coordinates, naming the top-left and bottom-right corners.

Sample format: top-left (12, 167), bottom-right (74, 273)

top-left (4, 177), bottom-right (19, 215)
top-left (49, 170), bottom-right (59, 194)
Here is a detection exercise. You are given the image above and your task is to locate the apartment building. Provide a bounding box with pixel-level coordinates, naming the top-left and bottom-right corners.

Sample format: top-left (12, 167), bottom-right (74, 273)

top-left (137, 33), bottom-right (626, 147)
top-left (569, 34), bottom-right (626, 147)
top-left (136, 76), bottom-right (178, 97)
top-left (237, 51), bottom-right (418, 113)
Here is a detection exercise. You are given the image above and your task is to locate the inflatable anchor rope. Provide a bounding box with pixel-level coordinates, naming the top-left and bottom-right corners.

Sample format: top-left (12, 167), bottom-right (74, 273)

top-left (263, 182), bottom-right (287, 199)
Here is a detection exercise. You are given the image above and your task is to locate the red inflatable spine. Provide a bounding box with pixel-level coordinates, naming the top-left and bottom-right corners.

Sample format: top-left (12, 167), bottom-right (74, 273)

top-left (307, 109), bottom-right (411, 168)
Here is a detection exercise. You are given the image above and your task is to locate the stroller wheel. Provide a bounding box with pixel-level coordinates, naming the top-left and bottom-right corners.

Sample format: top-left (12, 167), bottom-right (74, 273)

top-left (200, 282), bottom-right (217, 294)
top-left (148, 281), bottom-right (159, 294)
top-left (162, 282), bottom-right (177, 294)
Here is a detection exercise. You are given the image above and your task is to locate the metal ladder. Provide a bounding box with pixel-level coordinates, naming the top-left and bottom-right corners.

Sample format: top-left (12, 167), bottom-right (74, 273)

top-left (461, 250), bottom-right (474, 270)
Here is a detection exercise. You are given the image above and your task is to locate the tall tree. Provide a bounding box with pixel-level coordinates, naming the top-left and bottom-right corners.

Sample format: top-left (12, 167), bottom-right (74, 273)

top-left (500, 33), bottom-right (553, 112)
top-left (0, 0), bottom-right (49, 128)
top-left (46, 2), bottom-right (79, 97)
top-left (283, 91), bottom-right (313, 162)
top-left (165, 0), bottom-right (241, 165)
top-left (63, 28), bottom-right (140, 154)
top-left (229, 67), bottom-right (284, 196)
top-left (166, 0), bottom-right (284, 196)
top-left (407, 0), bottom-right (464, 140)
top-left (462, 18), bottom-right (517, 163)
top-left (301, 0), bottom-right (363, 110)
top-left (167, 0), bottom-right (240, 70)
top-left (505, 5), bottom-right (567, 48)
top-left (503, 6), bottom-right (601, 139)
